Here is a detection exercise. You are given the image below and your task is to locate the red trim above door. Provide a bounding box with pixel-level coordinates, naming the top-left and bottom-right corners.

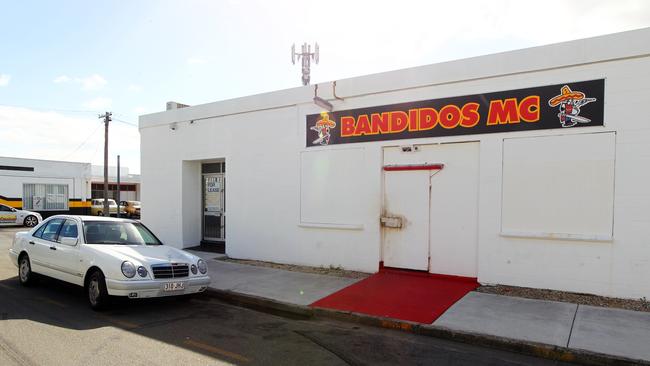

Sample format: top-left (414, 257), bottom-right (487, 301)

top-left (383, 164), bottom-right (444, 171)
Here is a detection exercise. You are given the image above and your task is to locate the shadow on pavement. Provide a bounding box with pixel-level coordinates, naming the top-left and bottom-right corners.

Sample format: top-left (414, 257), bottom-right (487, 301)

top-left (0, 274), bottom-right (268, 365)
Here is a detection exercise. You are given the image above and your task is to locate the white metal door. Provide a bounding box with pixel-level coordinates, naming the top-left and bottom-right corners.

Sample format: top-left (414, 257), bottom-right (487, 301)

top-left (382, 170), bottom-right (430, 270)
top-left (426, 142), bottom-right (479, 277)
top-left (381, 142), bottom-right (479, 275)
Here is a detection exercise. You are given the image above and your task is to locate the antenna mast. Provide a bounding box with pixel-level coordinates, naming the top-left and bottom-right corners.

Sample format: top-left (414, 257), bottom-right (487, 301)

top-left (292, 42), bottom-right (319, 86)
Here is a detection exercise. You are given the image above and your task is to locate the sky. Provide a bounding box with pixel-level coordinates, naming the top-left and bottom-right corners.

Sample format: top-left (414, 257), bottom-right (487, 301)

top-left (1, 0), bottom-right (649, 173)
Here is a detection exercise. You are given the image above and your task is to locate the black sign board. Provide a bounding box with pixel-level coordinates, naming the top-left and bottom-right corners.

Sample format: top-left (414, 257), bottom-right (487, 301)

top-left (306, 79), bottom-right (604, 147)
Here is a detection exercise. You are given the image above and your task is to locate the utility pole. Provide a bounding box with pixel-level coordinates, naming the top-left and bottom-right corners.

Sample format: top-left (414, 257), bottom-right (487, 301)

top-left (116, 155), bottom-right (121, 218)
top-left (99, 111), bottom-right (112, 217)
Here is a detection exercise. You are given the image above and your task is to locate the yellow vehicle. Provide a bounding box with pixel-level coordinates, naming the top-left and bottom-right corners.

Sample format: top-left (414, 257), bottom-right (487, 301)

top-left (120, 200), bottom-right (141, 218)
top-left (90, 199), bottom-right (118, 216)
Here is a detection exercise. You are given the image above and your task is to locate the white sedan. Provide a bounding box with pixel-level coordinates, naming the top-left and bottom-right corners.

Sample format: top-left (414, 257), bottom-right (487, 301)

top-left (0, 203), bottom-right (42, 227)
top-left (8, 215), bottom-right (211, 310)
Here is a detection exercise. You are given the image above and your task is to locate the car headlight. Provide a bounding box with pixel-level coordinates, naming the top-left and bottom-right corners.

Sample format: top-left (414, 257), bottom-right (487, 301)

top-left (197, 259), bottom-right (207, 274)
top-left (137, 266), bottom-right (148, 278)
top-left (121, 261), bottom-right (136, 278)
top-left (191, 264), bottom-right (197, 275)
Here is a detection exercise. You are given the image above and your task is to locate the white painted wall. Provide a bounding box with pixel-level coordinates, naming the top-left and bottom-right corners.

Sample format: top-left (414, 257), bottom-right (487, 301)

top-left (0, 157), bottom-right (91, 201)
top-left (181, 160), bottom-right (201, 246)
top-left (140, 28), bottom-right (650, 299)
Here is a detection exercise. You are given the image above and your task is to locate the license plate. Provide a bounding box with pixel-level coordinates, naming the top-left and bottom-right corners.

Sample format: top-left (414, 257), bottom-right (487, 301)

top-left (163, 282), bottom-right (185, 292)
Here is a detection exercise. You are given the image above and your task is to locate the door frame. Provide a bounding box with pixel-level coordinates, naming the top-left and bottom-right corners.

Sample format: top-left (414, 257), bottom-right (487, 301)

top-left (381, 163), bottom-right (444, 271)
top-left (380, 141), bottom-right (480, 276)
top-left (201, 171), bottom-right (225, 242)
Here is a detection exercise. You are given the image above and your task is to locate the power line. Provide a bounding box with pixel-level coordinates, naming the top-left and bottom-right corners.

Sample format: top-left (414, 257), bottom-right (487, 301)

top-left (90, 135), bottom-right (102, 164)
top-left (0, 103), bottom-right (139, 127)
top-left (113, 112), bottom-right (137, 120)
top-left (0, 103), bottom-right (101, 115)
top-left (60, 121), bottom-right (103, 160)
top-left (112, 117), bottom-right (138, 127)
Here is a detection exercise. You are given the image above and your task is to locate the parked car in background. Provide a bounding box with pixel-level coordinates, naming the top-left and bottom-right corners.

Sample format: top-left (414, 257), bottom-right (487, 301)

top-left (120, 200), bottom-right (140, 218)
top-left (91, 199), bottom-right (118, 216)
top-left (0, 203), bottom-right (42, 227)
top-left (9, 215), bottom-right (210, 310)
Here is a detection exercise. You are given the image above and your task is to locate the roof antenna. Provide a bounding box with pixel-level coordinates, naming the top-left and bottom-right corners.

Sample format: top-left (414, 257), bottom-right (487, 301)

top-left (292, 42), bottom-right (319, 86)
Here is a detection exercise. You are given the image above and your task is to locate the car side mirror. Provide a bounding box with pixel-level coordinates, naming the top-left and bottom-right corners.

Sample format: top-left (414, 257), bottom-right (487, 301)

top-left (11, 208), bottom-right (16, 212)
top-left (59, 237), bottom-right (79, 246)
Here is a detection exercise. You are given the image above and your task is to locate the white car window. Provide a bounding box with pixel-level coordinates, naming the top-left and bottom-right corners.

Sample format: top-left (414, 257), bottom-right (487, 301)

top-left (59, 220), bottom-right (79, 239)
top-left (41, 219), bottom-right (65, 242)
top-left (33, 224), bottom-right (46, 238)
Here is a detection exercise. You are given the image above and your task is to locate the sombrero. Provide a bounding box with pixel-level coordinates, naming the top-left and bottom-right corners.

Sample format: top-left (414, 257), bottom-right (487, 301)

top-left (548, 85), bottom-right (585, 107)
top-left (316, 119), bottom-right (336, 128)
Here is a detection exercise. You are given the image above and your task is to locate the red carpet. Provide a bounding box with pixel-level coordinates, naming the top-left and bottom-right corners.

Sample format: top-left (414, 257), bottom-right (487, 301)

top-left (311, 268), bottom-right (478, 324)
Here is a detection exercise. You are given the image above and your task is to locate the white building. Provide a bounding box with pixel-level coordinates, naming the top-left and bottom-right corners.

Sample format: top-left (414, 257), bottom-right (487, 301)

top-left (0, 157), bottom-right (92, 217)
top-left (139, 28), bottom-right (650, 300)
top-left (90, 165), bottom-right (141, 202)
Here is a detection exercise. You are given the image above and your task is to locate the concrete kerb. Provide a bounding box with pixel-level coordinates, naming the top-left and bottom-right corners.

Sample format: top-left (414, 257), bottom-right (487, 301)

top-left (205, 288), bottom-right (650, 366)
top-left (205, 288), bottom-right (314, 320)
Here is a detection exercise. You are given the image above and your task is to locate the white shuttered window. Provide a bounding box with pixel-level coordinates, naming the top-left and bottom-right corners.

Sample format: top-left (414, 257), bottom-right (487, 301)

top-left (23, 184), bottom-right (68, 210)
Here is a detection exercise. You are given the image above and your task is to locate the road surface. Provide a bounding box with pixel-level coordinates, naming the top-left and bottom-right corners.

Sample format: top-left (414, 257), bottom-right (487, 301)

top-left (0, 227), bottom-right (571, 365)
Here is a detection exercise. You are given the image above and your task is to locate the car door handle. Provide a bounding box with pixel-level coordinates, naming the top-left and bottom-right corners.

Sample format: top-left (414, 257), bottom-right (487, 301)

top-left (49, 246), bottom-right (57, 251)
top-left (29, 241), bottom-right (35, 245)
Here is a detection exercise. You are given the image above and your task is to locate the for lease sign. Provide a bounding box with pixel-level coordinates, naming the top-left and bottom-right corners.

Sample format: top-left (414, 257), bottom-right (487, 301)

top-left (305, 79), bottom-right (604, 147)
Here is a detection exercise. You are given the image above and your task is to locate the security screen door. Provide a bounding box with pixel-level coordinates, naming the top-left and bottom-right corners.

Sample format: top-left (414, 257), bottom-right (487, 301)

top-left (202, 162), bottom-right (225, 241)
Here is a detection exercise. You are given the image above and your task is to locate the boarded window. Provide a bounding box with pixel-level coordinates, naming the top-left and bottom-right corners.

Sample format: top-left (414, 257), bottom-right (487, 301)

top-left (300, 148), bottom-right (365, 227)
top-left (501, 132), bottom-right (615, 241)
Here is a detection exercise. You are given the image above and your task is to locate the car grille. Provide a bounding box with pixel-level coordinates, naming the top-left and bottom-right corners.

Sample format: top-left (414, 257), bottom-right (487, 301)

top-left (151, 263), bottom-right (189, 279)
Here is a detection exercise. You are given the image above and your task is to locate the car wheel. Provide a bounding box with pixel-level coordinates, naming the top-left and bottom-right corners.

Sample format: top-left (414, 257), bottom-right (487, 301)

top-left (18, 254), bottom-right (36, 286)
top-left (96, 211), bottom-right (103, 216)
top-left (87, 270), bottom-right (110, 310)
top-left (23, 215), bottom-right (38, 227)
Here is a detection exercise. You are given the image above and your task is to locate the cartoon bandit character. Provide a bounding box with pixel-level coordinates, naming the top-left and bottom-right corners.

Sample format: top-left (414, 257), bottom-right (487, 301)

top-left (310, 112), bottom-right (337, 145)
top-left (548, 85), bottom-right (597, 128)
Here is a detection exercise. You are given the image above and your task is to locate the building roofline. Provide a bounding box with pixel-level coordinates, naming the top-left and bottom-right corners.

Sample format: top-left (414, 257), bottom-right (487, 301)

top-left (139, 27), bottom-right (650, 130)
top-left (0, 156), bottom-right (91, 167)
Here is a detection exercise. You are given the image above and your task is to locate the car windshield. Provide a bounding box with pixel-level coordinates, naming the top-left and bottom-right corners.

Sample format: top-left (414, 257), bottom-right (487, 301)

top-left (83, 221), bottom-right (162, 245)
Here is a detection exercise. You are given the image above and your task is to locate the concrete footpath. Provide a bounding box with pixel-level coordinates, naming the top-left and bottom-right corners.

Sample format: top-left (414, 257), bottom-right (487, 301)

top-left (189, 250), bottom-right (650, 365)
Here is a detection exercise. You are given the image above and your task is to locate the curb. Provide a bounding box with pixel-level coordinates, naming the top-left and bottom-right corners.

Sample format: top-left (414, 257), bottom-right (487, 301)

top-left (205, 288), bottom-right (314, 320)
top-left (205, 288), bottom-right (649, 366)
